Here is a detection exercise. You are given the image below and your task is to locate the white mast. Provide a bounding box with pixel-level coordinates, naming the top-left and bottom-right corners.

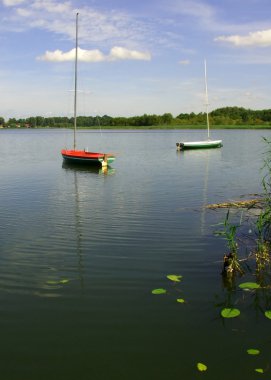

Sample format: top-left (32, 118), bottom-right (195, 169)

top-left (73, 12), bottom-right (79, 150)
top-left (204, 60), bottom-right (210, 140)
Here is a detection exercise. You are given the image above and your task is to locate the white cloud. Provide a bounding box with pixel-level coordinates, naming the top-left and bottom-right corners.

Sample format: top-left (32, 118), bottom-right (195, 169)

top-left (37, 48), bottom-right (105, 62)
top-left (1, 0), bottom-right (152, 50)
top-left (16, 7), bottom-right (33, 17)
top-left (3, 0), bottom-right (25, 6)
top-left (108, 47), bottom-right (151, 61)
top-left (215, 29), bottom-right (271, 47)
top-left (31, 0), bottom-right (72, 14)
top-left (37, 46), bottom-right (151, 62)
top-left (163, 0), bottom-right (271, 39)
top-left (174, 0), bottom-right (215, 20)
top-left (162, 0), bottom-right (218, 31)
top-left (179, 59), bottom-right (190, 65)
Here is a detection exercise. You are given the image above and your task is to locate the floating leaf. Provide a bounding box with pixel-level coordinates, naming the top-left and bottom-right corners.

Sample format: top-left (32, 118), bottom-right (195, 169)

top-left (255, 368), bottom-right (264, 373)
top-left (46, 278), bottom-right (69, 285)
top-left (177, 298), bottom-right (185, 303)
top-left (221, 308), bottom-right (240, 318)
top-left (264, 310), bottom-right (271, 319)
top-left (59, 279), bottom-right (69, 284)
top-left (197, 362), bottom-right (207, 372)
top-left (151, 288), bottom-right (166, 295)
top-left (247, 348), bottom-right (260, 355)
top-left (167, 275), bottom-right (182, 282)
top-left (239, 282), bottom-right (260, 290)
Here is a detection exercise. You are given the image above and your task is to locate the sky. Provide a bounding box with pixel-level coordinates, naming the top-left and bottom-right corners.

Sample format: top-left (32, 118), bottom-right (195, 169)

top-left (0, 0), bottom-right (271, 120)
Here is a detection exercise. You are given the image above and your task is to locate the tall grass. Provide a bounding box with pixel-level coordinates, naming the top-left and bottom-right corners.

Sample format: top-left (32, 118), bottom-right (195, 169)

top-left (217, 137), bottom-right (271, 278)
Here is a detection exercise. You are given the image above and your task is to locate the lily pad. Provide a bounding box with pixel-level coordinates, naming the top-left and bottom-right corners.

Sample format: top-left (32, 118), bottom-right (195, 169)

top-left (255, 368), bottom-right (264, 373)
top-left (151, 288), bottom-right (166, 295)
top-left (167, 275), bottom-right (182, 282)
top-left (221, 308), bottom-right (240, 318)
top-left (197, 362), bottom-right (207, 372)
top-left (264, 310), bottom-right (271, 319)
top-left (247, 348), bottom-right (260, 355)
top-left (59, 279), bottom-right (69, 284)
top-left (46, 279), bottom-right (69, 285)
top-left (177, 298), bottom-right (185, 303)
top-left (239, 282), bottom-right (260, 290)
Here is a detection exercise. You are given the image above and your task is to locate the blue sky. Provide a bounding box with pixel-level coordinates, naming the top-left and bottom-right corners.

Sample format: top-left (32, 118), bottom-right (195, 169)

top-left (0, 0), bottom-right (271, 120)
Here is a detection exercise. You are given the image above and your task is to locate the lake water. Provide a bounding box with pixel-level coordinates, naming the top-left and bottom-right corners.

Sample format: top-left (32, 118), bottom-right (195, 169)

top-left (0, 128), bottom-right (271, 380)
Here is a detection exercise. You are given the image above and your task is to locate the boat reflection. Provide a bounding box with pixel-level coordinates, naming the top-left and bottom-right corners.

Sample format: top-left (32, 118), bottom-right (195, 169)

top-left (176, 148), bottom-right (217, 235)
top-left (62, 161), bottom-right (116, 175)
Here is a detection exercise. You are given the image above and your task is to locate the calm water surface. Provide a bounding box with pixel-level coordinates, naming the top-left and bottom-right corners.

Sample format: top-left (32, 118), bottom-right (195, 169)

top-left (0, 128), bottom-right (270, 380)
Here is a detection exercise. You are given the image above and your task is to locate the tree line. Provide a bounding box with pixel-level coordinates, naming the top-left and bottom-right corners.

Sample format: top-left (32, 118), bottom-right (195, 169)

top-left (1, 107), bottom-right (271, 128)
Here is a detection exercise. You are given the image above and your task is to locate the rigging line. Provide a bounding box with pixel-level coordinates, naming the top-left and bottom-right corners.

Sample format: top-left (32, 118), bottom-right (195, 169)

top-left (204, 59), bottom-right (210, 140)
top-left (73, 12), bottom-right (79, 150)
top-left (96, 115), bottom-right (103, 138)
top-left (95, 114), bottom-right (104, 151)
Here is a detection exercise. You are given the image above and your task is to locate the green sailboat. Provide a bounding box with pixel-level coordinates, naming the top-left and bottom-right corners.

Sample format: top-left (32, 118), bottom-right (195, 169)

top-left (176, 60), bottom-right (222, 150)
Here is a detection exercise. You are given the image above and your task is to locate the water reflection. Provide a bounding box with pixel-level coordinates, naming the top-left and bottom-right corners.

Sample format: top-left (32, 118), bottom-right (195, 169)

top-left (71, 168), bottom-right (83, 293)
top-left (62, 161), bottom-right (116, 175)
top-left (176, 149), bottom-right (221, 235)
top-left (1, 130), bottom-right (269, 379)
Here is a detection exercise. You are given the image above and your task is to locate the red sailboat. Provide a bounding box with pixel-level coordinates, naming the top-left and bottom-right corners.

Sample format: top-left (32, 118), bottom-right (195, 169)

top-left (61, 13), bottom-right (115, 167)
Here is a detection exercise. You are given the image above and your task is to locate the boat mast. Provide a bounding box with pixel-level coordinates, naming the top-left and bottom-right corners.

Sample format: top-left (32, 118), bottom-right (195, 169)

top-left (204, 60), bottom-right (210, 139)
top-left (73, 12), bottom-right (79, 150)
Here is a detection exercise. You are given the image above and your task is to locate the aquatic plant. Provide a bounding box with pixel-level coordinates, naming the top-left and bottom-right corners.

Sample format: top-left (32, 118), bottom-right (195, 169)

top-left (221, 307), bottom-right (240, 318)
top-left (247, 348), bottom-right (260, 355)
top-left (176, 298), bottom-right (185, 303)
top-left (249, 137), bottom-right (271, 274)
top-left (260, 138), bottom-right (271, 237)
top-left (216, 210), bottom-right (244, 275)
top-left (46, 278), bottom-right (70, 286)
top-left (254, 211), bottom-right (271, 273)
top-left (166, 274), bottom-right (182, 282)
top-left (238, 282), bottom-right (260, 290)
top-left (151, 275), bottom-right (185, 301)
top-left (151, 288), bottom-right (167, 295)
top-left (264, 310), bottom-right (271, 319)
top-left (196, 362), bottom-right (207, 372)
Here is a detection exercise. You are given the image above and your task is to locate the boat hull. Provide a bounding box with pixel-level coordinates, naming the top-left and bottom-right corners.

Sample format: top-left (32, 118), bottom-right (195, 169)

top-left (61, 149), bottom-right (115, 166)
top-left (176, 140), bottom-right (222, 150)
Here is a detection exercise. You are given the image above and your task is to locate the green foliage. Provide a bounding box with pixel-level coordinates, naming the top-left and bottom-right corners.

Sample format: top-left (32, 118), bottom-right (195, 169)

top-left (264, 310), bottom-right (271, 319)
top-left (3, 107), bottom-right (271, 128)
top-left (253, 137), bottom-right (271, 271)
top-left (247, 348), bottom-right (260, 355)
top-left (46, 278), bottom-right (70, 285)
top-left (216, 210), bottom-right (238, 253)
top-left (215, 210), bottom-right (244, 274)
top-left (59, 279), bottom-right (69, 284)
top-left (151, 275), bottom-right (185, 300)
top-left (176, 298), bottom-right (185, 303)
top-left (166, 274), bottom-right (182, 282)
top-left (239, 282), bottom-right (260, 290)
top-left (197, 362), bottom-right (207, 371)
top-left (151, 288), bottom-right (167, 295)
top-left (221, 308), bottom-right (241, 318)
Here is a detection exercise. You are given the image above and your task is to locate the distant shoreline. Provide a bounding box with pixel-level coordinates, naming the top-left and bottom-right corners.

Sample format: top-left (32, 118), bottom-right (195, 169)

top-left (1, 125), bottom-right (271, 130)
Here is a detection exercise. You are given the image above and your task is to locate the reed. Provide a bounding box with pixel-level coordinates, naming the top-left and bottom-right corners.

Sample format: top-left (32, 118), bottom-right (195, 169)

top-left (253, 138), bottom-right (271, 271)
top-left (216, 137), bottom-right (271, 278)
top-left (215, 210), bottom-right (244, 275)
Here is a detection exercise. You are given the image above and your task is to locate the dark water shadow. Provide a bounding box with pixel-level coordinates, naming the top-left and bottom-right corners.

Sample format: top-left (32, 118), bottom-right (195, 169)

top-left (62, 161), bottom-right (116, 175)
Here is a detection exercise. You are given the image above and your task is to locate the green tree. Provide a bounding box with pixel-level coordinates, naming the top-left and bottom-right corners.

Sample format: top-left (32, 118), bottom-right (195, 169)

top-left (161, 113), bottom-right (173, 124)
